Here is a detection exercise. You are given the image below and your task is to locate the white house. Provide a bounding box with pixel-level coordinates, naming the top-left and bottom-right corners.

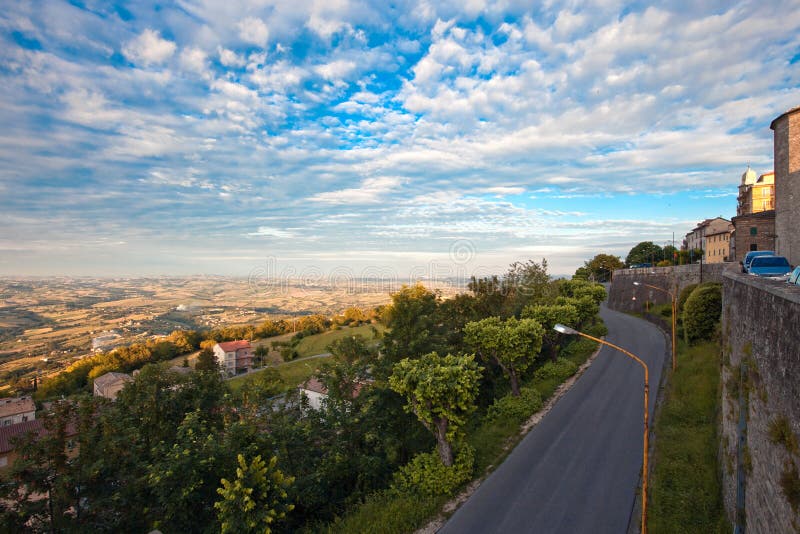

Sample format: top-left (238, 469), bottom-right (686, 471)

top-left (0, 396), bottom-right (35, 427)
top-left (299, 377), bottom-right (328, 410)
top-left (213, 340), bottom-right (253, 376)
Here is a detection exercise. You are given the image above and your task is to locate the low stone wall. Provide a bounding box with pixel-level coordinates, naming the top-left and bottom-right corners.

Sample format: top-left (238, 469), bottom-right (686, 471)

top-left (720, 272), bottom-right (800, 532)
top-left (607, 263), bottom-right (730, 314)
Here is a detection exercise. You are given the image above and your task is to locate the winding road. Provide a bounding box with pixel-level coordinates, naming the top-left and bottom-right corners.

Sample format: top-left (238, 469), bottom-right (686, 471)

top-left (440, 303), bottom-right (666, 534)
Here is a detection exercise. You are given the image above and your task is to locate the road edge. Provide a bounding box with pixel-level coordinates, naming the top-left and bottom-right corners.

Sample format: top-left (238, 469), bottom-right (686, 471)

top-left (416, 341), bottom-right (606, 534)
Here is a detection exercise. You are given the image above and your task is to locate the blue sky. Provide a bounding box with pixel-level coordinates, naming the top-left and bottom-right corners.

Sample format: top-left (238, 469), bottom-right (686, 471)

top-left (1, 1), bottom-right (799, 279)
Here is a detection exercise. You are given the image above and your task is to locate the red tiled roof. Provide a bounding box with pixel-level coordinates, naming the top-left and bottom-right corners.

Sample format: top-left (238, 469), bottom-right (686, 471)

top-left (0, 420), bottom-right (43, 454)
top-left (217, 340), bottom-right (251, 351)
top-left (302, 377), bottom-right (328, 395)
top-left (0, 419), bottom-right (79, 455)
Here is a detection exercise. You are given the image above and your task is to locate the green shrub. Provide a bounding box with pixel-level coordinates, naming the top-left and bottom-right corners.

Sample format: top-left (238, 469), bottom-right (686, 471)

top-left (678, 283), bottom-right (699, 314)
top-left (683, 284), bottom-right (722, 345)
top-left (484, 386), bottom-right (542, 424)
top-left (768, 416), bottom-right (799, 454)
top-left (533, 358), bottom-right (578, 382)
top-left (392, 445), bottom-right (475, 496)
top-left (780, 463), bottom-right (800, 512)
top-left (584, 322), bottom-right (608, 338)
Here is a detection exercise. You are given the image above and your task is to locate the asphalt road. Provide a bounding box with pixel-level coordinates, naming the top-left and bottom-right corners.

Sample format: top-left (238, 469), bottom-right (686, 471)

top-left (440, 304), bottom-right (665, 534)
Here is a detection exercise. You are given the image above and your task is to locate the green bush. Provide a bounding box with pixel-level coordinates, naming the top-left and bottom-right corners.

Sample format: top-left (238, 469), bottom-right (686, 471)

top-left (392, 445), bottom-right (475, 496)
top-left (683, 284), bottom-right (722, 345)
top-left (584, 322), bottom-right (608, 338)
top-left (484, 386), bottom-right (542, 424)
top-left (678, 283), bottom-right (699, 314)
top-left (533, 358), bottom-right (578, 382)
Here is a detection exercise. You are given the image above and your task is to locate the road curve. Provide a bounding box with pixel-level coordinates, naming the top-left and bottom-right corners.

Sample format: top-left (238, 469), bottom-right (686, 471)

top-left (440, 304), bottom-right (665, 534)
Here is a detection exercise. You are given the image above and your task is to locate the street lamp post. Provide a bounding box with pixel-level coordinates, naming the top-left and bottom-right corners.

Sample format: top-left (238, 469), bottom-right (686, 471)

top-left (554, 324), bottom-right (650, 534)
top-left (633, 281), bottom-right (677, 372)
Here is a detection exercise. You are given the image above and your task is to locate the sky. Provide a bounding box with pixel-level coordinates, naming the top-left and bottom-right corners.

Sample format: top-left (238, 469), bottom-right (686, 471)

top-left (1, 0), bottom-right (799, 280)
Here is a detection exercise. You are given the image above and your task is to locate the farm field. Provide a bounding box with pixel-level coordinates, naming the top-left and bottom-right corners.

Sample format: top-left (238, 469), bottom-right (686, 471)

top-left (0, 276), bottom-right (459, 393)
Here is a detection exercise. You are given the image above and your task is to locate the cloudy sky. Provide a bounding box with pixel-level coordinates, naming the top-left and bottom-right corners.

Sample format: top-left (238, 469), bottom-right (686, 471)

top-left (1, 1), bottom-right (799, 279)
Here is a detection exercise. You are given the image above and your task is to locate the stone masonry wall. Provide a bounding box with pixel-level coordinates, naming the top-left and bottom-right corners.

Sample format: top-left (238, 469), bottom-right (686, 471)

top-left (720, 272), bottom-right (800, 532)
top-left (607, 263), bottom-right (729, 314)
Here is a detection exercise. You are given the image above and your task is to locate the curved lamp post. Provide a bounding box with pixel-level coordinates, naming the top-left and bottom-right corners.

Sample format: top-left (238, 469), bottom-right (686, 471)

top-left (553, 324), bottom-right (650, 534)
top-left (633, 281), bottom-right (677, 372)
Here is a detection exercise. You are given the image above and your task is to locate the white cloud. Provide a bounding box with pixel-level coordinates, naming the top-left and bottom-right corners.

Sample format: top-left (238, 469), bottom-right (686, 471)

top-left (315, 59), bottom-right (357, 81)
top-left (309, 176), bottom-right (403, 204)
top-left (247, 226), bottom-right (295, 238)
top-left (238, 17), bottom-right (270, 47)
top-left (180, 47), bottom-right (208, 74)
top-left (122, 29), bottom-right (176, 66)
top-left (218, 47), bottom-right (245, 67)
top-left (486, 186), bottom-right (525, 195)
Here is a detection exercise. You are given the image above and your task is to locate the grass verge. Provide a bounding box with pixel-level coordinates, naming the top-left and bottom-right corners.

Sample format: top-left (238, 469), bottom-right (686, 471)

top-left (227, 355), bottom-right (333, 392)
top-left (294, 324), bottom-right (384, 357)
top-left (648, 340), bottom-right (730, 533)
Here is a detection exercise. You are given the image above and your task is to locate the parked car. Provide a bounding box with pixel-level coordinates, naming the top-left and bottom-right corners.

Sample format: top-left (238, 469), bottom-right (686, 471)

top-left (748, 255), bottom-right (792, 278)
top-left (788, 266), bottom-right (800, 285)
top-left (742, 250), bottom-right (775, 273)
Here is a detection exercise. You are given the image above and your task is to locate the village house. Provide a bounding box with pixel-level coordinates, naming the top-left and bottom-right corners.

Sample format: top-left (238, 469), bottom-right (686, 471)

top-left (0, 418), bottom-right (79, 470)
top-left (93, 372), bottom-right (133, 401)
top-left (298, 377), bottom-right (370, 410)
top-left (0, 396), bottom-right (36, 427)
top-left (213, 340), bottom-right (253, 376)
top-left (683, 217), bottom-right (731, 260)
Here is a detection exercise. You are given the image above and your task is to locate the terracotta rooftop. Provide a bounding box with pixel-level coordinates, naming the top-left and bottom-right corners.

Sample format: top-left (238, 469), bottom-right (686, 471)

top-left (0, 419), bottom-right (78, 455)
top-left (301, 377), bottom-right (328, 395)
top-left (0, 420), bottom-right (42, 453)
top-left (0, 397), bottom-right (35, 419)
top-left (93, 372), bottom-right (133, 389)
top-left (217, 340), bottom-right (252, 351)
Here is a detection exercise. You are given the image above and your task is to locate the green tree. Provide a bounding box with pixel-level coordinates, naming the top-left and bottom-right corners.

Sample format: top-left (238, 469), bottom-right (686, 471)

top-left (583, 254), bottom-right (624, 282)
top-left (626, 241), bottom-right (663, 266)
top-left (389, 352), bottom-right (482, 466)
top-left (196, 348), bottom-right (219, 372)
top-left (381, 284), bottom-right (442, 363)
top-left (463, 317), bottom-right (544, 396)
top-left (253, 345), bottom-right (269, 367)
top-left (521, 304), bottom-right (580, 361)
top-left (501, 259), bottom-right (556, 317)
top-left (215, 454), bottom-right (294, 534)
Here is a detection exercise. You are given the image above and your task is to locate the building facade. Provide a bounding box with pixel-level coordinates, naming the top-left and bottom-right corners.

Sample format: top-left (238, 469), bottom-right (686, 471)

top-left (772, 106), bottom-right (800, 266)
top-left (730, 210), bottom-right (776, 263)
top-left (705, 226), bottom-right (733, 263)
top-left (0, 397), bottom-right (36, 427)
top-left (93, 372), bottom-right (133, 400)
top-left (684, 217), bottom-right (731, 259)
top-left (213, 340), bottom-right (253, 376)
top-left (737, 168), bottom-right (775, 215)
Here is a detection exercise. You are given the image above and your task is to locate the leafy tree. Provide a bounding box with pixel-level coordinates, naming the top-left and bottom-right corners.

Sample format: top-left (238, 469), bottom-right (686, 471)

top-left (626, 241), bottom-right (663, 266)
top-left (196, 348), bottom-right (219, 372)
top-left (555, 296), bottom-right (599, 326)
top-left (463, 317), bottom-right (544, 396)
top-left (389, 352), bottom-right (482, 466)
top-left (583, 253), bottom-right (624, 282)
top-left (215, 454), bottom-right (294, 534)
top-left (467, 275), bottom-right (506, 318)
top-left (381, 284), bottom-right (442, 364)
top-left (663, 245), bottom-right (679, 265)
top-left (522, 304), bottom-right (580, 361)
top-left (501, 259), bottom-right (556, 317)
top-left (253, 345), bottom-right (269, 367)
top-left (573, 266), bottom-right (590, 280)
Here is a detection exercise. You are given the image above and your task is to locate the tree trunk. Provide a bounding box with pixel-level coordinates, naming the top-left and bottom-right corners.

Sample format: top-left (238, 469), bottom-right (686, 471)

top-left (509, 372), bottom-right (520, 397)
top-left (434, 418), bottom-right (454, 466)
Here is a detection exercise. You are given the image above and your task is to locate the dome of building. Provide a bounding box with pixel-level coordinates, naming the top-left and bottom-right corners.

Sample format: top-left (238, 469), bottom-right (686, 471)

top-left (741, 165), bottom-right (757, 185)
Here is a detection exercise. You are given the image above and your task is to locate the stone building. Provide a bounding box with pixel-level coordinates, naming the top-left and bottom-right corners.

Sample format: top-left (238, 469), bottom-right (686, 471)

top-left (730, 210), bottom-right (776, 263)
top-left (771, 105), bottom-right (800, 266)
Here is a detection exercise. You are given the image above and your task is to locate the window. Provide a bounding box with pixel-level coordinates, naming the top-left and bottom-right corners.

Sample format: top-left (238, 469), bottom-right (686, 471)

top-left (0, 457), bottom-right (7, 468)
top-left (750, 244), bottom-right (758, 251)
top-left (750, 227), bottom-right (757, 236)
top-left (763, 187), bottom-right (771, 197)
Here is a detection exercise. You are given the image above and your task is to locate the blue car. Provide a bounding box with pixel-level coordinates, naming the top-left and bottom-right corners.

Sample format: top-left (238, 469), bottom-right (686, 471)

top-left (748, 256), bottom-right (792, 278)
top-left (742, 250), bottom-right (775, 273)
top-left (788, 266), bottom-right (800, 285)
